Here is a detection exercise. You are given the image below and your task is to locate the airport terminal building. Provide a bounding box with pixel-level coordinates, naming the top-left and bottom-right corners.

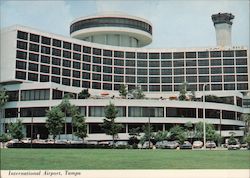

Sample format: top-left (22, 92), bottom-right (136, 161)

top-left (0, 13), bottom-right (249, 141)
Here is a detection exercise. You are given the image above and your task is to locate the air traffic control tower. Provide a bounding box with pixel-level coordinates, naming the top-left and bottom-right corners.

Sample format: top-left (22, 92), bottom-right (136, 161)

top-left (212, 13), bottom-right (235, 47)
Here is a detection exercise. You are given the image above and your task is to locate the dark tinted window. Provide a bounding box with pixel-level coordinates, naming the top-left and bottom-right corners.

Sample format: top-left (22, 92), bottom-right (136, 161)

top-left (30, 33), bottom-right (40, 42)
top-left (53, 39), bottom-right (61, 47)
top-left (63, 41), bottom-right (71, 50)
top-left (17, 31), bottom-right (28, 40)
top-left (16, 61), bottom-right (26, 70)
top-left (16, 71), bottom-right (26, 80)
top-left (41, 36), bottom-right (51, 45)
top-left (73, 44), bottom-right (81, 52)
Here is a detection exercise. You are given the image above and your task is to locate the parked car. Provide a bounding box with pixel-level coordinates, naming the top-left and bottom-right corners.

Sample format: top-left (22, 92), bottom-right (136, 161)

top-left (6, 139), bottom-right (19, 147)
top-left (21, 138), bottom-right (31, 143)
top-left (155, 141), bottom-right (169, 149)
top-left (205, 141), bottom-right (216, 148)
top-left (180, 141), bottom-right (192, 149)
top-left (142, 141), bottom-right (154, 149)
top-left (192, 141), bottom-right (203, 149)
top-left (227, 144), bottom-right (241, 150)
top-left (115, 141), bottom-right (128, 148)
top-left (165, 141), bottom-right (179, 149)
top-left (240, 143), bottom-right (248, 148)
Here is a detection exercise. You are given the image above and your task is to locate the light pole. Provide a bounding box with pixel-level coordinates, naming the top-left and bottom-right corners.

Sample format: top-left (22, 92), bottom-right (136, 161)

top-left (202, 83), bottom-right (209, 149)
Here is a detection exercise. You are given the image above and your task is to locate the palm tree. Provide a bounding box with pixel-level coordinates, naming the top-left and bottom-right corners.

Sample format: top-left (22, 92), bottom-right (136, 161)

top-left (241, 113), bottom-right (250, 136)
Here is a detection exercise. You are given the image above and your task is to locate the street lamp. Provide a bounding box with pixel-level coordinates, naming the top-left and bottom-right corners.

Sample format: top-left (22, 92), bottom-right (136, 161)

top-left (202, 83), bottom-right (209, 149)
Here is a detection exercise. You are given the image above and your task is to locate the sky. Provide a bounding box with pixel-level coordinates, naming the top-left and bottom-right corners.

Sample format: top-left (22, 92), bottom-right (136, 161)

top-left (0, 0), bottom-right (249, 48)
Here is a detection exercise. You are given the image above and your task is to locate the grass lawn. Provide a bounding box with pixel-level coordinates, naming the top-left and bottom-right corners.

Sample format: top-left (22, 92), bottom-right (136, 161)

top-left (1, 149), bottom-right (249, 170)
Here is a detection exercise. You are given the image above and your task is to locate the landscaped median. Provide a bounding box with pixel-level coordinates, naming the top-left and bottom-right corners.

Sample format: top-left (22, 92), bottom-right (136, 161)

top-left (1, 149), bottom-right (249, 169)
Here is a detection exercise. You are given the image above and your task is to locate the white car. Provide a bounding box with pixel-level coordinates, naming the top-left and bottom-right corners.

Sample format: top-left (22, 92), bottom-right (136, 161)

top-left (192, 141), bottom-right (203, 148)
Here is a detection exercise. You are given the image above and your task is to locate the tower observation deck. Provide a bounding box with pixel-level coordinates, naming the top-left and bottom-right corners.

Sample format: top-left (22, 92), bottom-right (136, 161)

top-left (70, 13), bottom-right (153, 47)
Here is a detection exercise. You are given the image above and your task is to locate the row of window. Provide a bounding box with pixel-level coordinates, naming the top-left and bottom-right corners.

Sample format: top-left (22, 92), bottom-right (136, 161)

top-left (4, 106), bottom-right (240, 120)
top-left (17, 31), bottom-right (248, 59)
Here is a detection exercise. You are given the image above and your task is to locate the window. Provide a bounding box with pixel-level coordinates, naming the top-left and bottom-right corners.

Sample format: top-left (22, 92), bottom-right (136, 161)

top-left (83, 55), bottom-right (91, 62)
top-left (186, 76), bottom-right (197, 83)
top-left (167, 107), bottom-right (196, 118)
top-left (52, 57), bottom-right (61, 66)
top-left (199, 76), bottom-right (209, 82)
top-left (83, 46), bottom-right (91, 54)
top-left (186, 68), bottom-right (197, 74)
top-left (73, 44), bottom-right (81, 52)
top-left (235, 50), bottom-right (247, 57)
top-left (28, 63), bottom-right (38, 72)
top-left (63, 51), bottom-right (71, 59)
top-left (40, 75), bottom-right (49, 82)
top-left (103, 83), bottom-right (112, 90)
top-left (198, 68), bottom-right (209, 74)
top-left (28, 73), bottom-right (38, 81)
top-left (93, 48), bottom-right (101, 55)
top-left (72, 80), bottom-right (80, 87)
top-left (211, 75), bottom-right (222, 82)
top-left (41, 55), bottom-right (50, 64)
top-left (186, 60), bottom-right (196, 66)
top-left (41, 46), bottom-right (50, 54)
top-left (92, 82), bottom-right (101, 89)
top-left (161, 61), bottom-right (172, 67)
top-left (137, 77), bottom-right (147, 83)
top-left (128, 107), bottom-right (164, 117)
top-left (30, 33), bottom-right (40, 43)
top-left (114, 67), bottom-right (124, 74)
top-left (114, 75), bottom-right (124, 82)
top-left (211, 84), bottom-right (222, 90)
top-left (73, 53), bottom-right (81, 60)
top-left (53, 39), bottom-right (62, 48)
top-left (211, 59), bottom-right (221, 66)
top-left (126, 68), bottom-right (135, 75)
top-left (198, 60), bottom-right (209, 66)
top-left (126, 52), bottom-right (135, 58)
top-left (93, 57), bottom-right (101, 64)
top-left (16, 50), bottom-right (27, 60)
top-left (21, 89), bottom-right (50, 101)
top-left (63, 41), bottom-right (71, 50)
top-left (173, 52), bottom-right (184, 59)
top-left (103, 58), bottom-right (113, 65)
top-left (174, 76), bottom-right (184, 83)
top-left (211, 67), bottom-right (222, 74)
top-left (72, 70), bottom-right (80, 78)
top-left (63, 60), bottom-right (71, 67)
top-left (126, 76), bottom-right (135, 83)
top-left (103, 75), bottom-right (112, 82)
top-left (17, 41), bottom-right (27, 50)
top-left (20, 107), bottom-right (49, 117)
top-left (103, 49), bottom-right (112, 57)
top-left (92, 73), bottom-right (101, 81)
top-left (52, 48), bottom-right (61, 57)
top-left (237, 75), bottom-right (248, 81)
top-left (52, 67), bottom-right (60, 75)
top-left (198, 51), bottom-right (209, 58)
top-left (236, 67), bottom-right (247, 73)
top-left (224, 83), bottom-right (235, 90)
top-left (223, 50), bottom-right (234, 57)
top-left (73, 62), bottom-right (80, 69)
top-left (149, 53), bottom-right (160, 59)
top-left (82, 72), bottom-right (90, 79)
top-left (17, 31), bottom-right (28, 40)
top-left (40, 65), bottom-right (50, 73)
top-left (41, 36), bottom-right (51, 45)
top-left (237, 83), bottom-right (248, 90)
top-left (223, 59), bottom-right (234, 65)
top-left (137, 52), bottom-right (147, 59)
top-left (149, 85), bottom-right (160, 91)
top-left (126, 60), bottom-right (135, 66)
top-left (114, 59), bottom-right (124, 66)
top-left (93, 65), bottom-right (101, 72)
top-left (16, 61), bottom-right (26, 70)
top-left (224, 75), bottom-right (235, 82)
top-left (149, 61), bottom-right (160, 67)
top-left (29, 43), bottom-right (39, 52)
top-left (137, 69), bottom-right (147, 75)
top-left (186, 52), bottom-right (196, 58)
top-left (149, 69), bottom-right (160, 75)
top-left (51, 76), bottom-right (60, 83)
top-left (28, 53), bottom-right (39, 62)
top-left (82, 63), bottom-right (90, 71)
top-left (53, 89), bottom-right (63, 99)
top-left (224, 67), bottom-right (234, 74)
top-left (82, 81), bottom-right (90, 88)
top-left (174, 68), bottom-right (184, 75)
top-left (5, 108), bottom-right (18, 118)
top-left (62, 78), bottom-right (70, 86)
top-left (161, 53), bottom-right (172, 59)
top-left (62, 69), bottom-right (71, 77)
top-left (236, 58), bottom-right (247, 65)
top-left (137, 61), bottom-right (147, 67)
top-left (149, 77), bottom-right (160, 83)
top-left (114, 51), bottom-right (124, 58)
top-left (160, 69), bottom-right (171, 76)
top-left (6, 91), bottom-right (19, 101)
top-left (162, 77), bottom-right (172, 83)
top-left (16, 71), bottom-right (26, 79)
top-left (210, 51), bottom-right (221, 57)
top-left (162, 85), bottom-right (172, 91)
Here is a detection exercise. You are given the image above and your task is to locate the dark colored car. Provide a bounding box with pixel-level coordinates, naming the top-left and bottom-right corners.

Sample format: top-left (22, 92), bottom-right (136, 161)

top-left (164, 141), bottom-right (179, 149)
top-left (180, 141), bottom-right (192, 149)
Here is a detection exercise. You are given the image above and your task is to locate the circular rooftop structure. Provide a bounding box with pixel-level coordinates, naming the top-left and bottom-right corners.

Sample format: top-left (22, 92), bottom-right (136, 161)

top-left (70, 13), bottom-right (153, 47)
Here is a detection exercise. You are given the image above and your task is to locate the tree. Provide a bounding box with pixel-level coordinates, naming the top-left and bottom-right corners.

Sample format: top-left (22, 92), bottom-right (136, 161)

top-left (72, 113), bottom-right (87, 143)
top-left (130, 86), bottom-right (145, 99)
top-left (119, 84), bottom-right (128, 98)
top-left (189, 90), bottom-right (196, 101)
top-left (46, 106), bottom-right (64, 143)
top-left (100, 103), bottom-right (123, 147)
top-left (78, 89), bottom-right (90, 99)
top-left (184, 121), bottom-right (193, 142)
top-left (169, 125), bottom-right (186, 144)
top-left (8, 120), bottom-right (24, 141)
top-left (178, 82), bottom-right (187, 101)
top-left (228, 132), bottom-right (237, 145)
top-left (241, 113), bottom-right (250, 136)
top-left (0, 89), bottom-right (8, 107)
top-left (154, 130), bottom-right (170, 142)
top-left (128, 127), bottom-right (141, 148)
top-left (194, 122), bottom-right (220, 142)
top-left (140, 124), bottom-right (154, 145)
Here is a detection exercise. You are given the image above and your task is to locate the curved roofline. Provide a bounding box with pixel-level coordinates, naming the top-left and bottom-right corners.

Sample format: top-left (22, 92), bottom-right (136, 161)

top-left (70, 13), bottom-right (152, 26)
